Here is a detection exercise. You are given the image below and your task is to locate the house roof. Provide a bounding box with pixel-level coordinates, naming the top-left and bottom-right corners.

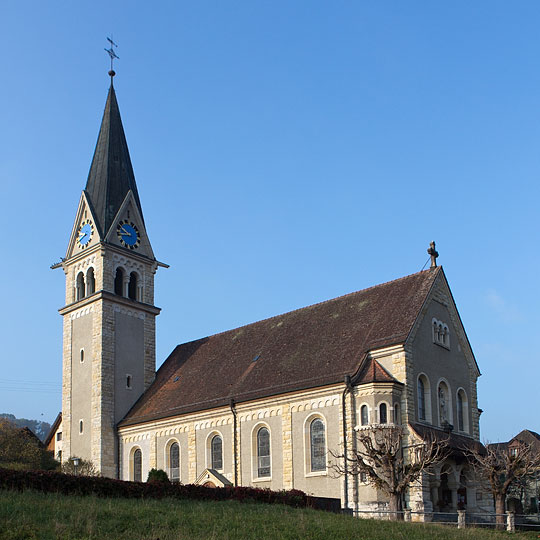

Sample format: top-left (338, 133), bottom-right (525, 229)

top-left (487, 430), bottom-right (540, 453)
top-left (509, 429), bottom-right (540, 449)
top-left (410, 422), bottom-right (485, 454)
top-left (120, 267), bottom-right (440, 427)
top-left (84, 84), bottom-right (144, 237)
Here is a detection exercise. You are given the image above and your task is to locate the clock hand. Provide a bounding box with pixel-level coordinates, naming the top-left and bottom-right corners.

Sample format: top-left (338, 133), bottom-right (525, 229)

top-left (120, 226), bottom-right (132, 236)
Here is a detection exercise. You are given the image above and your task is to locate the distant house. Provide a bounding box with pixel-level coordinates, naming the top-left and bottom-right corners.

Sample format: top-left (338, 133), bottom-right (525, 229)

top-left (44, 412), bottom-right (62, 462)
top-left (489, 430), bottom-right (540, 513)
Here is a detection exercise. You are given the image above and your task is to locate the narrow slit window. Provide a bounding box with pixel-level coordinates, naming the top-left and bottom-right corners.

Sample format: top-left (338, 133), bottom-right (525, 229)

top-left (418, 377), bottom-right (426, 421)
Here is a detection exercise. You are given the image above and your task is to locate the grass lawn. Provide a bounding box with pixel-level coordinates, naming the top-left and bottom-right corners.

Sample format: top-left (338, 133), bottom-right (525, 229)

top-left (0, 489), bottom-right (538, 540)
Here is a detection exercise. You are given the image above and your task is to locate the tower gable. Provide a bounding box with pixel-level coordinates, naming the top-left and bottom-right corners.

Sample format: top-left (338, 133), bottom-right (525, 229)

top-left (65, 191), bottom-right (102, 261)
top-left (104, 190), bottom-right (155, 260)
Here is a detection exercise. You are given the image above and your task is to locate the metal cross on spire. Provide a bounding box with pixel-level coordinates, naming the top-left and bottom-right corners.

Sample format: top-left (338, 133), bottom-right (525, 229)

top-left (104, 36), bottom-right (119, 78)
top-left (427, 241), bottom-right (439, 268)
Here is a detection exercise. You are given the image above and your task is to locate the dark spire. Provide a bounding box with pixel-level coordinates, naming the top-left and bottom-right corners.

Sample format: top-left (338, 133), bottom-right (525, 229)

top-left (84, 84), bottom-right (144, 236)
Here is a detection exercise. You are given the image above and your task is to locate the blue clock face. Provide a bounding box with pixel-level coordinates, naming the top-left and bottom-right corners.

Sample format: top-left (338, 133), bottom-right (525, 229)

top-left (77, 220), bottom-right (93, 248)
top-left (117, 220), bottom-right (140, 249)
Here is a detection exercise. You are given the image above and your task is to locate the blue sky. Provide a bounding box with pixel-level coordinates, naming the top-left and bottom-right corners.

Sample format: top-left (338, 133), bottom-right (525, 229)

top-left (0, 1), bottom-right (538, 442)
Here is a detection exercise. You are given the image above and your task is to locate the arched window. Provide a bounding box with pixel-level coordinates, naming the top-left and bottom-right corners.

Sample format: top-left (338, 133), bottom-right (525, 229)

top-left (80, 349), bottom-right (84, 363)
top-left (169, 442), bottom-right (180, 482)
top-left (310, 419), bottom-right (326, 472)
top-left (394, 402), bottom-right (400, 425)
top-left (457, 389), bottom-right (469, 433)
top-left (257, 427), bottom-right (271, 477)
top-left (128, 272), bottom-right (138, 300)
top-left (432, 318), bottom-right (450, 348)
top-left (211, 435), bottom-right (223, 470)
top-left (457, 392), bottom-right (464, 431)
top-left (86, 267), bottom-right (95, 295)
top-left (379, 403), bottom-right (387, 424)
top-left (360, 405), bottom-right (369, 426)
top-left (79, 420), bottom-right (83, 434)
top-left (76, 272), bottom-right (85, 301)
top-left (114, 267), bottom-right (124, 296)
top-left (126, 375), bottom-right (132, 389)
top-left (418, 377), bottom-right (426, 421)
top-left (133, 449), bottom-right (142, 482)
top-left (441, 326), bottom-right (450, 347)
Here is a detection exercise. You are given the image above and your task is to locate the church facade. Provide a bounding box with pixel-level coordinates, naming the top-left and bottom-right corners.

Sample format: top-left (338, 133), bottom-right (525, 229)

top-left (53, 76), bottom-right (483, 514)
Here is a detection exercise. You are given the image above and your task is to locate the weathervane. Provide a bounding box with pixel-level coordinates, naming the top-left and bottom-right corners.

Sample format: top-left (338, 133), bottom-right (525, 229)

top-left (104, 36), bottom-right (119, 77)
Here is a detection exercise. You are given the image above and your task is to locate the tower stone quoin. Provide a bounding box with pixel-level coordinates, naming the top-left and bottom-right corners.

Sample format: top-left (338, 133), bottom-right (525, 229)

top-left (54, 77), bottom-right (165, 478)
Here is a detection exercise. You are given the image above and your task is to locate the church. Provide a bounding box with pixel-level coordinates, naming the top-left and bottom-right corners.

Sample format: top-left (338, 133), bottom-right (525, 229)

top-left (50, 71), bottom-right (483, 515)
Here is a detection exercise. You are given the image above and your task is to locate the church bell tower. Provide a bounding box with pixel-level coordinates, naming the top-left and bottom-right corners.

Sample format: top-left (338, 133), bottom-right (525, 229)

top-left (55, 71), bottom-right (163, 477)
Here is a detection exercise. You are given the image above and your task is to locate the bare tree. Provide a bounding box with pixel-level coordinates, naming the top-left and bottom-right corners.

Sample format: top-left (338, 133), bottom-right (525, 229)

top-left (332, 425), bottom-right (448, 520)
top-left (465, 442), bottom-right (540, 528)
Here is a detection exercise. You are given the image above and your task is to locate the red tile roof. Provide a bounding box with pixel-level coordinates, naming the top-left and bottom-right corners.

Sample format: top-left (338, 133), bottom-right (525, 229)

top-left (120, 267), bottom-right (440, 427)
top-left (356, 358), bottom-right (398, 384)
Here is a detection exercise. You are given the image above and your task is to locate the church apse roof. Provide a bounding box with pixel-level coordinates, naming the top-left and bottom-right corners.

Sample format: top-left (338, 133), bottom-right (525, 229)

top-left (119, 267), bottom-right (440, 427)
top-left (356, 357), bottom-right (399, 385)
top-left (84, 84), bottom-right (144, 237)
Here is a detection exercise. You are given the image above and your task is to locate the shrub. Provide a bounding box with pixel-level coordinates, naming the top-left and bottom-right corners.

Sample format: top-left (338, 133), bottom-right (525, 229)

top-left (0, 419), bottom-right (59, 472)
top-left (147, 468), bottom-right (170, 484)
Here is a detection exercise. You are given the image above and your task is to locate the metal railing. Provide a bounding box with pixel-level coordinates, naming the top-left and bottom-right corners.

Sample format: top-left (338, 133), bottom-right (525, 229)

top-left (350, 508), bottom-right (540, 532)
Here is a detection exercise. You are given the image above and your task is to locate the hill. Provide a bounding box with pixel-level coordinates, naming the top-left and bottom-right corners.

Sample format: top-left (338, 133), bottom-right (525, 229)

top-left (0, 414), bottom-right (51, 442)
